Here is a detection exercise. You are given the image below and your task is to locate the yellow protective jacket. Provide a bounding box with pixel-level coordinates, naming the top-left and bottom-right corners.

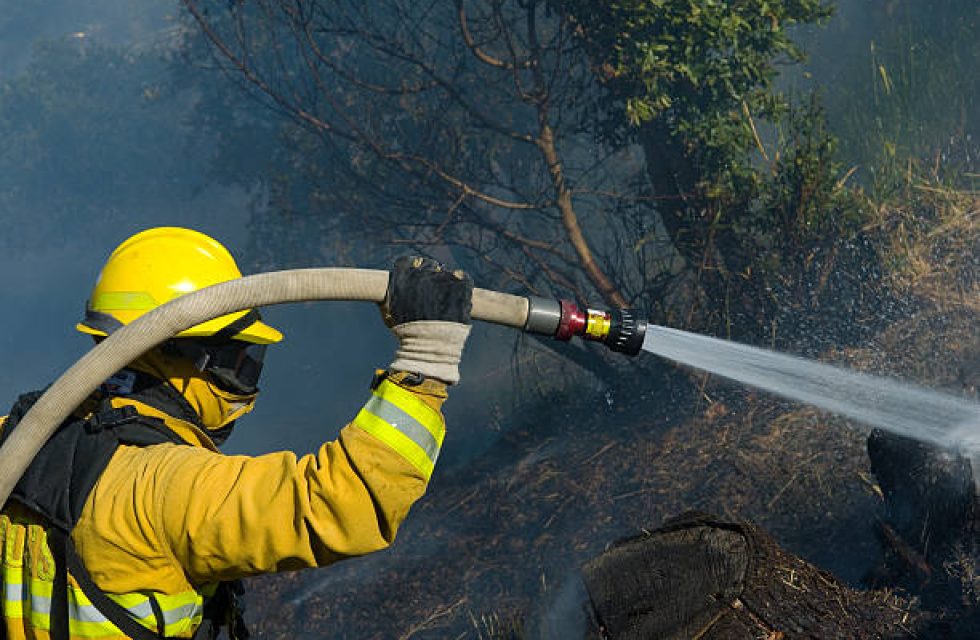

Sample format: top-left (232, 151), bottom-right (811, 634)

top-left (0, 367), bottom-right (447, 639)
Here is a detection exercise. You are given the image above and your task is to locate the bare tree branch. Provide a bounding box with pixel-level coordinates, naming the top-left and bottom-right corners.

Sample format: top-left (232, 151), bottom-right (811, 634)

top-left (536, 121), bottom-right (628, 307)
top-left (183, 0), bottom-right (642, 313)
top-left (456, 0), bottom-right (532, 70)
top-left (182, 0), bottom-right (354, 141)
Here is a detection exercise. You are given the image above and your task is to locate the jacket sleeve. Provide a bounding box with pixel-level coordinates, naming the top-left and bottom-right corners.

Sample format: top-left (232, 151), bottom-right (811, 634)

top-left (79, 373), bottom-right (449, 586)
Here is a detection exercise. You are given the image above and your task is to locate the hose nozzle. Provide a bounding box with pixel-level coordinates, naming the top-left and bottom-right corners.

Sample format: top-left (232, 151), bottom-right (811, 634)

top-left (524, 297), bottom-right (647, 356)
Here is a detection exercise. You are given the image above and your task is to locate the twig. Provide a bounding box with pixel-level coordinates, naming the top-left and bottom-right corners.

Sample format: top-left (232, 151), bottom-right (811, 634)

top-left (398, 597), bottom-right (468, 639)
top-left (612, 487), bottom-right (657, 501)
top-left (767, 472), bottom-right (800, 509)
top-left (456, 0), bottom-right (532, 70)
top-left (583, 441), bottom-right (616, 465)
top-left (741, 99), bottom-right (770, 162)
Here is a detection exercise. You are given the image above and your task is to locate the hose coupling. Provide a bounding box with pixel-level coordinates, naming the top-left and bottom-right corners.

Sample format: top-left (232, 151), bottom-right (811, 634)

top-left (524, 297), bottom-right (647, 356)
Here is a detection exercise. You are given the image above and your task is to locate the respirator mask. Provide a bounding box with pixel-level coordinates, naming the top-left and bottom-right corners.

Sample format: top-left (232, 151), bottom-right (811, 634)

top-left (164, 338), bottom-right (268, 439)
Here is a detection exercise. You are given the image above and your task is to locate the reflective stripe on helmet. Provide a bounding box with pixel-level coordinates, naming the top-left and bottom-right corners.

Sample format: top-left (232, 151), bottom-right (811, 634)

top-left (90, 291), bottom-right (159, 312)
top-left (353, 379), bottom-right (445, 478)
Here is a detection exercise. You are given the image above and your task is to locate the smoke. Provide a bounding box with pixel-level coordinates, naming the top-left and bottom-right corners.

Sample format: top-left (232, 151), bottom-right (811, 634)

top-left (526, 572), bottom-right (592, 640)
top-left (0, 0), bottom-right (173, 76)
top-left (0, 1), bottom-right (381, 457)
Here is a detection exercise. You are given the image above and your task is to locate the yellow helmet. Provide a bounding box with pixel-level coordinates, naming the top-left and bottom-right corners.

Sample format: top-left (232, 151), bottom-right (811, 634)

top-left (76, 227), bottom-right (283, 344)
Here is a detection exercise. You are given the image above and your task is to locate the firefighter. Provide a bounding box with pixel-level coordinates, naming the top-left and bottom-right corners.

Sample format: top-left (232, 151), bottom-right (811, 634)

top-left (0, 227), bottom-right (473, 639)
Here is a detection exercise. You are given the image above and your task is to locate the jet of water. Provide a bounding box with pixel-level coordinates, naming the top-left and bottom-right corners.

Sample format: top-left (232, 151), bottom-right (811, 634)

top-left (642, 325), bottom-right (980, 455)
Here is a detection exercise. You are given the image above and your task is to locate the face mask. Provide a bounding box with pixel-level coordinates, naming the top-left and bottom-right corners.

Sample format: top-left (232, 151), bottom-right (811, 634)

top-left (168, 340), bottom-right (267, 396)
top-left (201, 377), bottom-right (258, 432)
top-left (161, 338), bottom-right (266, 437)
top-left (128, 346), bottom-right (261, 445)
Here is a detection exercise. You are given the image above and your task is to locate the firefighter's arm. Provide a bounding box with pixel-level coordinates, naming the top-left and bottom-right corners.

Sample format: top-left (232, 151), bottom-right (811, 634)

top-left (174, 373), bottom-right (449, 582)
top-left (75, 373), bottom-right (447, 588)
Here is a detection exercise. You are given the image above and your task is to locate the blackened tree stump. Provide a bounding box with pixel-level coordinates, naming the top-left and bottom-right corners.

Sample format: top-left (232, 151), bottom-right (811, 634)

top-left (583, 512), bottom-right (919, 639)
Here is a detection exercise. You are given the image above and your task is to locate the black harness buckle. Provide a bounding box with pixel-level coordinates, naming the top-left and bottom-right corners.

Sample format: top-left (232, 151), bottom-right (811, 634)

top-left (85, 405), bottom-right (141, 433)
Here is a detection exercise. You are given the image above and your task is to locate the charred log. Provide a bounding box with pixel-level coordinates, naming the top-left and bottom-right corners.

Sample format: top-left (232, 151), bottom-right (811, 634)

top-left (868, 429), bottom-right (976, 557)
top-left (866, 428), bottom-right (978, 628)
top-left (582, 511), bottom-right (920, 639)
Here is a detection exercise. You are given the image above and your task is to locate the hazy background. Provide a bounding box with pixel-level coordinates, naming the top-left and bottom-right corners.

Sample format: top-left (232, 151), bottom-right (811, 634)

top-left (0, 1), bottom-right (406, 459)
top-left (1, 0), bottom-right (974, 502)
top-left (0, 0), bottom-right (972, 459)
top-left (0, 0), bottom-right (539, 470)
top-left (0, 0), bottom-right (973, 490)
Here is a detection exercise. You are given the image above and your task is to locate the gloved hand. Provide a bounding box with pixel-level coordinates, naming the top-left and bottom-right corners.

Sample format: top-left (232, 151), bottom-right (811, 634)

top-left (381, 256), bottom-right (473, 384)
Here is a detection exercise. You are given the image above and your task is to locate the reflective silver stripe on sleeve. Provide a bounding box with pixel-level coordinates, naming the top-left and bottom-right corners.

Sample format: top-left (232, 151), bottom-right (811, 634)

top-left (362, 394), bottom-right (440, 464)
top-left (3, 580), bottom-right (196, 633)
top-left (70, 599), bottom-right (155, 624)
top-left (161, 601), bottom-right (203, 626)
top-left (4, 586), bottom-right (154, 624)
top-left (4, 582), bottom-right (24, 602)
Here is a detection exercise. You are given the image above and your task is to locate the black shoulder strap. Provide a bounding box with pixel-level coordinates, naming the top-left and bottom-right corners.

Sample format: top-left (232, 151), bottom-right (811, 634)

top-left (86, 404), bottom-right (188, 448)
top-left (49, 527), bottom-right (69, 640)
top-left (2, 396), bottom-right (190, 532)
top-left (0, 390), bottom-right (46, 449)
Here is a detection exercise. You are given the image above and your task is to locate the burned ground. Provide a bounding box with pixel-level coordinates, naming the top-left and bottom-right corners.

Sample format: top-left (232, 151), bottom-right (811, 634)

top-left (239, 391), bottom-right (890, 636)
top-left (244, 189), bottom-right (977, 639)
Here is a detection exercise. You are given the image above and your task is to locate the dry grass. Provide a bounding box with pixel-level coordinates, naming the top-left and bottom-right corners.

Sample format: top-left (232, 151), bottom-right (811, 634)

top-left (866, 181), bottom-right (978, 313)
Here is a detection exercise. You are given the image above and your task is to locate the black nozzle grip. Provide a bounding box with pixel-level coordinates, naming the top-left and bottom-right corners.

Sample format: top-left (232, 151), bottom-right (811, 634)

top-left (606, 310), bottom-right (647, 356)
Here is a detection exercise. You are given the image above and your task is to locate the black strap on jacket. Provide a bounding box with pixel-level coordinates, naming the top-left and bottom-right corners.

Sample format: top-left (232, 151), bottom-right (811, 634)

top-left (1, 383), bottom-right (247, 640)
top-left (44, 528), bottom-right (248, 640)
top-left (48, 529), bottom-right (174, 640)
top-left (49, 528), bottom-right (69, 640)
top-left (0, 392), bottom-right (186, 532)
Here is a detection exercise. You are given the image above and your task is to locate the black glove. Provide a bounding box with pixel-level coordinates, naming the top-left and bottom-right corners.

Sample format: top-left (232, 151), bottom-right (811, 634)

top-left (380, 256), bottom-right (473, 385)
top-left (382, 256), bottom-right (473, 326)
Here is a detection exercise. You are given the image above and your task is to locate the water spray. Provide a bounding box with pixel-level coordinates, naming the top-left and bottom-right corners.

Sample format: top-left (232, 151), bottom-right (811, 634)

top-left (524, 297), bottom-right (977, 458)
top-left (0, 268), bottom-right (976, 507)
top-left (640, 326), bottom-right (980, 458)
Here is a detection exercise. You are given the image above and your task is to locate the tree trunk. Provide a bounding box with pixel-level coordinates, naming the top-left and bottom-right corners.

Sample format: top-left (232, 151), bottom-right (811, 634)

top-left (537, 121), bottom-right (628, 309)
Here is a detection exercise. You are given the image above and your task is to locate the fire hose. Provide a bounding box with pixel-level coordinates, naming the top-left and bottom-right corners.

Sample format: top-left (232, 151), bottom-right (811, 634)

top-left (0, 268), bottom-right (646, 506)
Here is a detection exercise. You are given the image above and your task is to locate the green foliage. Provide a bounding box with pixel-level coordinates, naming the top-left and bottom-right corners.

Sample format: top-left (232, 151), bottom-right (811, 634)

top-left (553, 0), bottom-right (832, 174)
top-left (180, 0), bottom-right (925, 349)
top-left (547, 0), bottom-right (882, 346)
top-left (757, 95), bottom-right (863, 244)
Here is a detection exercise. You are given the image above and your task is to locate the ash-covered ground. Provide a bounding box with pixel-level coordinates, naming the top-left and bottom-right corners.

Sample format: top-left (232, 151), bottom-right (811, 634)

top-left (241, 188), bottom-right (978, 638)
top-left (241, 294), bottom-right (977, 638)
